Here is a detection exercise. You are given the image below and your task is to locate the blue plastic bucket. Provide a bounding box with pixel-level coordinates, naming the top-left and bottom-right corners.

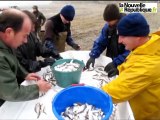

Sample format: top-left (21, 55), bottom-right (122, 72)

top-left (51, 59), bottom-right (85, 88)
top-left (52, 86), bottom-right (113, 120)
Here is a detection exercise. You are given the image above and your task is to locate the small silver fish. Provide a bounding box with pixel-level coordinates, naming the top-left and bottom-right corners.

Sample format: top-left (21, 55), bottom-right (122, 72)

top-left (34, 102), bottom-right (47, 119)
top-left (54, 62), bottom-right (80, 72)
top-left (61, 103), bottom-right (105, 120)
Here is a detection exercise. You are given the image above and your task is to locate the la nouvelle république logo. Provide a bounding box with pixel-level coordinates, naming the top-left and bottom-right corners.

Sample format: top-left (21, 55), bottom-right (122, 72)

top-left (119, 3), bottom-right (157, 13)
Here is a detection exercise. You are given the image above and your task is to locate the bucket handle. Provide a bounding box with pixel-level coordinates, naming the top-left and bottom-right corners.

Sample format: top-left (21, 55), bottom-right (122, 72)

top-left (71, 83), bottom-right (85, 86)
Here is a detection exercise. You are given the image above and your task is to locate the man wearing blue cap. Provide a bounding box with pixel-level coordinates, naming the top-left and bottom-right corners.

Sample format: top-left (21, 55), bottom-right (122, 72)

top-left (43, 5), bottom-right (80, 54)
top-left (102, 13), bottom-right (160, 119)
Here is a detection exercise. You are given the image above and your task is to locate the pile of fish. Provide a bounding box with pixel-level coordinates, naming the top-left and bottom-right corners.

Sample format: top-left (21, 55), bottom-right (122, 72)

top-left (61, 103), bottom-right (105, 120)
top-left (41, 66), bottom-right (118, 119)
top-left (41, 68), bottom-right (58, 95)
top-left (54, 60), bottom-right (80, 72)
top-left (85, 66), bottom-right (118, 119)
top-left (90, 66), bottom-right (111, 88)
top-left (43, 68), bottom-right (56, 86)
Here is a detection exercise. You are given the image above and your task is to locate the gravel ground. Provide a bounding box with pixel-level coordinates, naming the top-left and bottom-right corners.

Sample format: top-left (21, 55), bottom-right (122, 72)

top-left (19, 1), bottom-right (160, 51)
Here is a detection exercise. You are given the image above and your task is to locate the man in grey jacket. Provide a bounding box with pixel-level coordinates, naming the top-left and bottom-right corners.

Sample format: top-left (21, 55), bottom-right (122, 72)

top-left (0, 9), bottom-right (51, 106)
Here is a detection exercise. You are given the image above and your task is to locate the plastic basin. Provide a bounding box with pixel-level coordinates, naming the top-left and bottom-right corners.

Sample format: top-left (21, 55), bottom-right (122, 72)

top-left (51, 59), bottom-right (85, 88)
top-left (52, 86), bottom-right (113, 120)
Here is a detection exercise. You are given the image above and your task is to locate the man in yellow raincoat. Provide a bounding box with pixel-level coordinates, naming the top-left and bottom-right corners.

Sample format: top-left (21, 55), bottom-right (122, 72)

top-left (102, 13), bottom-right (160, 119)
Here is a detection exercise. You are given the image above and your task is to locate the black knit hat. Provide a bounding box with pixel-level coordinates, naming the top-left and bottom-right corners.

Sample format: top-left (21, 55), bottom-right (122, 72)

top-left (103, 4), bottom-right (120, 21)
top-left (118, 13), bottom-right (150, 36)
top-left (60, 5), bottom-right (75, 21)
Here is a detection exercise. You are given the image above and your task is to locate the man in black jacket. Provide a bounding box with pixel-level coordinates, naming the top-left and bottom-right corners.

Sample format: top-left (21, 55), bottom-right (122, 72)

top-left (15, 10), bottom-right (61, 79)
top-left (44, 5), bottom-right (80, 53)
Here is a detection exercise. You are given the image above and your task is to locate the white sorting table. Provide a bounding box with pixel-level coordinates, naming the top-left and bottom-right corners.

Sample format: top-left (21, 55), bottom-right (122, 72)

top-left (0, 51), bottom-right (134, 120)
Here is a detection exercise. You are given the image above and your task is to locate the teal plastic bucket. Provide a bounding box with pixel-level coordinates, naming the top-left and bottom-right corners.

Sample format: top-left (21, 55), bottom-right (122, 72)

top-left (52, 86), bottom-right (113, 120)
top-left (51, 59), bottom-right (85, 88)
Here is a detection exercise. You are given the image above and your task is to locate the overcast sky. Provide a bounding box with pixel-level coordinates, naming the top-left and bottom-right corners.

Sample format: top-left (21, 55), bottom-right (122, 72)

top-left (0, 1), bottom-right (52, 8)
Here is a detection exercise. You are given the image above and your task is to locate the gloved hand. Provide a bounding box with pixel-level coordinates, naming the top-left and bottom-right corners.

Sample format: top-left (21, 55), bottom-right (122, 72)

top-left (57, 55), bottom-right (63, 60)
top-left (43, 39), bottom-right (62, 59)
top-left (39, 60), bottom-right (48, 68)
top-left (53, 54), bottom-right (63, 60)
top-left (44, 58), bottom-right (56, 66)
top-left (39, 58), bottom-right (55, 68)
top-left (51, 50), bottom-right (60, 58)
top-left (85, 57), bottom-right (95, 69)
top-left (50, 49), bottom-right (63, 60)
top-left (72, 43), bottom-right (81, 50)
top-left (104, 62), bottom-right (119, 77)
top-left (29, 61), bottom-right (41, 72)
